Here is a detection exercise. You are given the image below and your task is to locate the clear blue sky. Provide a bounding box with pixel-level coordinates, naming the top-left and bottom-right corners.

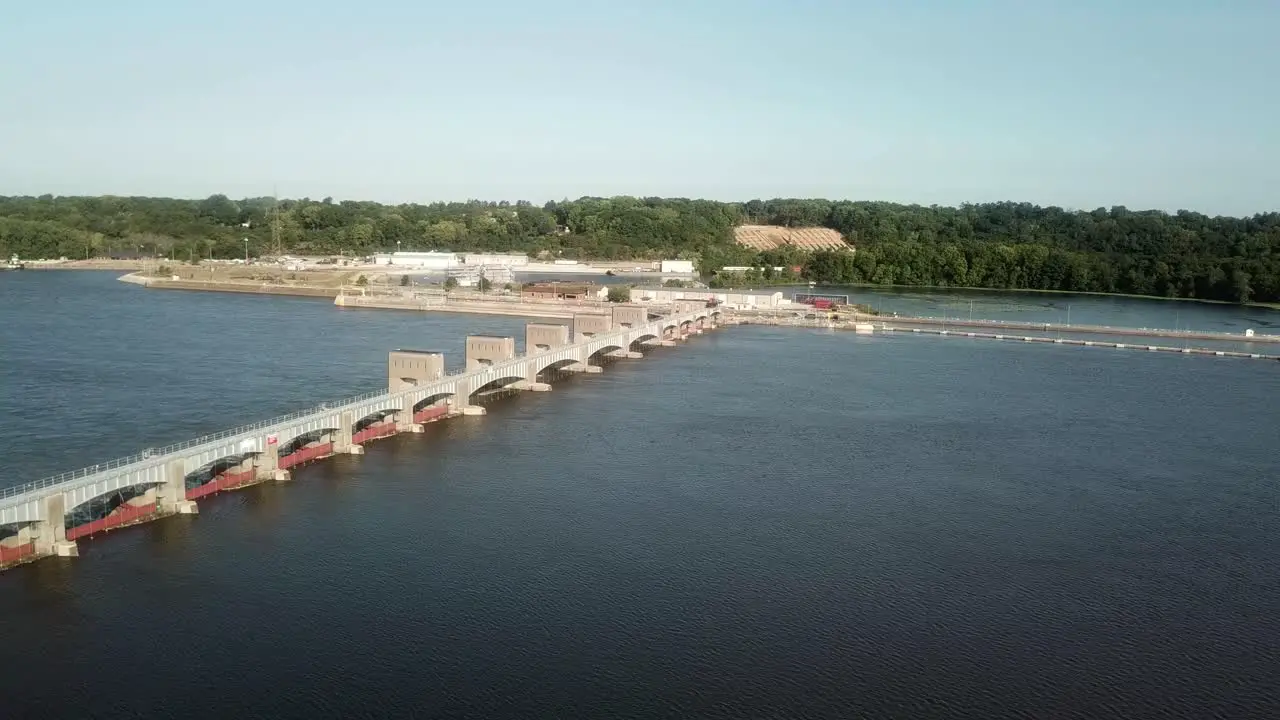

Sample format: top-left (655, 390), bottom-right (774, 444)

top-left (2, 0), bottom-right (1276, 214)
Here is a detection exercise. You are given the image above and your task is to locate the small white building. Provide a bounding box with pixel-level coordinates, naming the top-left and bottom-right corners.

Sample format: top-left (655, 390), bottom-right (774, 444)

top-left (372, 251), bottom-right (459, 269)
top-left (628, 286), bottom-right (786, 309)
top-left (660, 259), bottom-right (696, 274)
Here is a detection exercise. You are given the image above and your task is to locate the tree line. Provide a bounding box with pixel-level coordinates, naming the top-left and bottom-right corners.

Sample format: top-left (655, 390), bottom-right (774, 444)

top-left (0, 194), bottom-right (1276, 303)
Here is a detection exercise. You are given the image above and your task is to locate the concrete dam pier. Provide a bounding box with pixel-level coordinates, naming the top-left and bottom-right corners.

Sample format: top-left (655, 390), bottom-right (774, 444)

top-left (0, 304), bottom-right (721, 571)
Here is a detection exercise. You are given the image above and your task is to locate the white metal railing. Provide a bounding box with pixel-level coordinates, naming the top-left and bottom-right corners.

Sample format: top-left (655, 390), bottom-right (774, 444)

top-left (2, 386), bottom-right (389, 501)
top-left (0, 313), bottom-right (700, 505)
top-left (829, 310), bottom-right (1280, 342)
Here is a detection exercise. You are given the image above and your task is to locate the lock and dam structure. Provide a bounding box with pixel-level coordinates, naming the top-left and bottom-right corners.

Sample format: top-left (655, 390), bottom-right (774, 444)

top-left (0, 304), bottom-right (723, 571)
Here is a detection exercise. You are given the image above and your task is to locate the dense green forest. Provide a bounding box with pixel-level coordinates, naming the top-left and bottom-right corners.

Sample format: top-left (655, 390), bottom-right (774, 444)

top-left (1, 194), bottom-right (1277, 303)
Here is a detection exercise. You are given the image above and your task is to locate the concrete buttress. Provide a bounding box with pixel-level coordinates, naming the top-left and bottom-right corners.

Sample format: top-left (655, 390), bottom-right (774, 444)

top-left (260, 442), bottom-right (279, 474)
top-left (396, 395), bottom-right (415, 431)
top-left (455, 377), bottom-right (487, 415)
top-left (36, 494), bottom-right (77, 557)
top-left (336, 411), bottom-right (355, 452)
top-left (159, 458), bottom-right (198, 515)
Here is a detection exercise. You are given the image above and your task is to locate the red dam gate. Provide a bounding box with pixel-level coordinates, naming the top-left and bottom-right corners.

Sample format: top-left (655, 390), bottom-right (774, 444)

top-left (278, 442), bottom-right (334, 470)
top-left (186, 468), bottom-right (258, 500)
top-left (352, 423), bottom-right (397, 445)
top-left (66, 501), bottom-right (159, 541)
top-left (414, 405), bottom-right (449, 424)
top-left (0, 542), bottom-right (35, 565)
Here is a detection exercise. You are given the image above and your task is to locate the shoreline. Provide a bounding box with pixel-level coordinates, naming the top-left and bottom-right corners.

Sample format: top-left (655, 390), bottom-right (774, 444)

top-left (120, 273), bottom-right (629, 319)
top-left (21, 260), bottom-right (149, 271)
top-left (22, 262), bottom-right (1279, 310)
top-left (118, 272), bottom-right (1280, 339)
top-left (123, 271), bottom-right (1279, 348)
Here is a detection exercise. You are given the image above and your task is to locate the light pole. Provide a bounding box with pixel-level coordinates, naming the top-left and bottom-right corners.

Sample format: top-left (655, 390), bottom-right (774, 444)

top-left (243, 238), bottom-right (249, 265)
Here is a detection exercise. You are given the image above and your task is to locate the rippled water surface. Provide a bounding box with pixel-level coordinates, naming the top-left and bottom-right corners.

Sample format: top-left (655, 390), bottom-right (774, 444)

top-left (1, 272), bottom-right (1278, 719)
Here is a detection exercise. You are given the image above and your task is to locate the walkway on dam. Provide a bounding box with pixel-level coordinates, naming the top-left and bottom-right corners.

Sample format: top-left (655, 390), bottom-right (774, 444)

top-left (733, 307), bottom-right (1280, 344)
top-left (0, 304), bottom-right (721, 570)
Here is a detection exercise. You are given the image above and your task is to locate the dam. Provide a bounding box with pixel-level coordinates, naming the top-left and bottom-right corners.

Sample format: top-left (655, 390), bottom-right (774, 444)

top-left (0, 303), bottom-right (720, 570)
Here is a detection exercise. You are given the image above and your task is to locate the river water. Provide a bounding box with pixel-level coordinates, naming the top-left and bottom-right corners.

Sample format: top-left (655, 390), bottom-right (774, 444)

top-left (1, 271), bottom-right (1278, 719)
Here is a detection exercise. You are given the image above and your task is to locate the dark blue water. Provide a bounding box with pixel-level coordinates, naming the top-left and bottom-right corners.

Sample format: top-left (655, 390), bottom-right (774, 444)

top-left (1, 272), bottom-right (1278, 719)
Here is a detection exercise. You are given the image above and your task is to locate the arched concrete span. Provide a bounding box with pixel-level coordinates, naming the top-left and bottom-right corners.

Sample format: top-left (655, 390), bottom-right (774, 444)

top-left (469, 375), bottom-right (528, 399)
top-left (63, 484), bottom-right (161, 541)
top-left (412, 393), bottom-right (454, 413)
top-left (66, 485), bottom-right (145, 517)
top-left (411, 392), bottom-right (453, 424)
top-left (535, 358), bottom-right (584, 377)
top-left (186, 452), bottom-right (260, 485)
top-left (354, 409), bottom-right (399, 433)
top-left (277, 429), bottom-right (336, 455)
top-left (277, 428), bottom-right (339, 470)
top-left (588, 344), bottom-right (625, 361)
top-left (185, 451), bottom-right (262, 499)
top-left (629, 333), bottom-right (658, 349)
top-left (353, 409), bottom-right (400, 445)
top-left (64, 477), bottom-right (166, 511)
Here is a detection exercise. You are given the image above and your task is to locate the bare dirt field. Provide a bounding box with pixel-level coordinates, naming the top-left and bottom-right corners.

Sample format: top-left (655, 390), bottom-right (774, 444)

top-left (734, 225), bottom-right (848, 251)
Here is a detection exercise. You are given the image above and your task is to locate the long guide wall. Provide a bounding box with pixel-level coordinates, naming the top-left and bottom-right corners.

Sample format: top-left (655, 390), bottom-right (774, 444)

top-left (0, 309), bottom-right (716, 531)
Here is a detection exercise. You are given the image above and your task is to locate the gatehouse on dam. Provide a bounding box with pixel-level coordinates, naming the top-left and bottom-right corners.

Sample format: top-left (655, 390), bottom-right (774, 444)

top-left (0, 306), bottom-right (722, 570)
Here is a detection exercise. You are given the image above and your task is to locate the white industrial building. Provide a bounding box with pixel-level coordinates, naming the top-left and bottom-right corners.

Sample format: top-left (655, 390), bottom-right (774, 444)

top-left (371, 251), bottom-right (459, 269)
top-left (659, 259), bottom-right (696, 274)
top-left (447, 264), bottom-right (514, 287)
top-left (628, 286), bottom-right (788, 309)
top-left (461, 253), bottom-right (529, 267)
